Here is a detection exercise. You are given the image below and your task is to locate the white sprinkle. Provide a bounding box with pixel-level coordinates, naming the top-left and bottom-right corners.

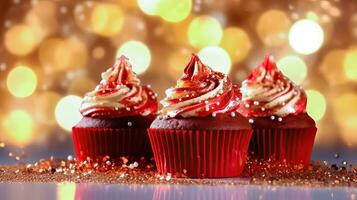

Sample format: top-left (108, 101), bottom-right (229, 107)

top-left (278, 117), bottom-right (283, 122)
top-left (205, 106), bottom-right (209, 111)
top-left (126, 107), bottom-right (131, 111)
top-left (248, 119), bottom-right (254, 124)
top-left (147, 84), bottom-right (151, 88)
top-left (133, 162), bottom-right (138, 168)
top-left (261, 107), bottom-right (266, 111)
top-left (127, 122), bottom-right (132, 127)
top-left (183, 169), bottom-right (187, 174)
top-left (67, 155), bottom-right (73, 161)
top-left (115, 107), bottom-right (119, 111)
top-left (270, 116), bottom-right (275, 120)
top-left (253, 101), bottom-right (259, 106)
top-left (245, 104), bottom-right (250, 108)
top-left (216, 102), bottom-right (220, 106)
top-left (212, 113), bottom-right (217, 117)
top-left (230, 112), bottom-right (236, 117)
top-left (204, 100), bottom-right (209, 104)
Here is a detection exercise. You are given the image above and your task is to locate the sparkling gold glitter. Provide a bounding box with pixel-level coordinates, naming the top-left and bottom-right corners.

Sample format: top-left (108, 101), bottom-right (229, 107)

top-left (0, 157), bottom-right (356, 187)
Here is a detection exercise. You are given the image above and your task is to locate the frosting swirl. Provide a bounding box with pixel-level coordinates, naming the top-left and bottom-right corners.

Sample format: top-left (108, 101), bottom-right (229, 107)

top-left (238, 55), bottom-right (307, 117)
top-left (80, 55), bottom-right (158, 117)
top-left (160, 54), bottom-right (240, 118)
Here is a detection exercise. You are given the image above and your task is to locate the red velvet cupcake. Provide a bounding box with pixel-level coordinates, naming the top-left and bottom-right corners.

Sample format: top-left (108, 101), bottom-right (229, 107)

top-left (72, 56), bottom-right (158, 162)
top-left (238, 55), bottom-right (317, 165)
top-left (148, 54), bottom-right (252, 178)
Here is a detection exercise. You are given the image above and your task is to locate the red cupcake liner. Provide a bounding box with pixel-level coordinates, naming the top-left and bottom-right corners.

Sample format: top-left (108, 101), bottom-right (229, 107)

top-left (249, 127), bottom-right (317, 165)
top-left (72, 127), bottom-right (153, 162)
top-left (147, 129), bottom-right (252, 178)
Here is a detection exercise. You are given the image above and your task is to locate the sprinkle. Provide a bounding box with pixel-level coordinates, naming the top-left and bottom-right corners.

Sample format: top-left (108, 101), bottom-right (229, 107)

top-left (248, 118), bottom-right (254, 124)
top-left (270, 116), bottom-right (275, 120)
top-left (261, 107), bottom-right (266, 112)
top-left (216, 102), bottom-right (220, 106)
top-left (204, 100), bottom-right (209, 104)
top-left (147, 84), bottom-right (151, 88)
top-left (230, 112), bottom-right (236, 117)
top-left (245, 104), bottom-right (250, 108)
top-left (278, 117), bottom-right (283, 122)
top-left (126, 107), bottom-right (131, 111)
top-left (253, 101), bottom-right (259, 106)
top-left (115, 107), bottom-right (119, 111)
top-left (127, 122), bottom-right (132, 127)
top-left (212, 113), bottom-right (217, 117)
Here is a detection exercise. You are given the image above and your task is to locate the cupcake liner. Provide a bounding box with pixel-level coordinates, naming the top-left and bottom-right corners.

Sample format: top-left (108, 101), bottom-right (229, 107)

top-left (147, 129), bottom-right (252, 178)
top-left (249, 127), bottom-right (317, 165)
top-left (72, 127), bottom-right (153, 162)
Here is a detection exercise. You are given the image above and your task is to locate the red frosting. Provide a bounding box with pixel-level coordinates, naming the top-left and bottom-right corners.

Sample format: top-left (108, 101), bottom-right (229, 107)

top-left (80, 56), bottom-right (158, 118)
top-left (160, 54), bottom-right (240, 118)
top-left (238, 55), bottom-right (307, 118)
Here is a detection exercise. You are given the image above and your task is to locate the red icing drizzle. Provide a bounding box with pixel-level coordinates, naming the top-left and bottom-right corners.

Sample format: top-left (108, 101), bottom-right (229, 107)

top-left (161, 54), bottom-right (240, 117)
top-left (238, 55), bottom-right (307, 118)
top-left (80, 56), bottom-right (158, 118)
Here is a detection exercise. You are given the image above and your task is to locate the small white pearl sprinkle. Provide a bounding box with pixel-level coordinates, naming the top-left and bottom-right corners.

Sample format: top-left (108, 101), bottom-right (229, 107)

top-left (270, 116), bottom-right (275, 120)
top-left (179, 98), bottom-right (182, 101)
top-left (245, 104), bottom-right (250, 108)
top-left (216, 102), bottom-right (220, 106)
top-left (212, 113), bottom-right (217, 117)
top-left (127, 122), bottom-right (132, 126)
top-left (261, 107), bottom-right (266, 111)
top-left (115, 107), bottom-right (119, 111)
top-left (253, 101), bottom-right (259, 106)
top-left (230, 112), bottom-right (236, 117)
top-left (126, 107), bottom-right (131, 111)
top-left (147, 84), bottom-right (151, 88)
top-left (204, 100), bottom-right (209, 104)
top-left (248, 119), bottom-right (254, 124)
top-left (278, 117), bottom-right (283, 122)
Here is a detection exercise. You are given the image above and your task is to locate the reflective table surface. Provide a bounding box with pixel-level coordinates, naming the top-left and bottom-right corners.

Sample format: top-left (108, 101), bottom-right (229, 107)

top-left (0, 182), bottom-right (356, 200)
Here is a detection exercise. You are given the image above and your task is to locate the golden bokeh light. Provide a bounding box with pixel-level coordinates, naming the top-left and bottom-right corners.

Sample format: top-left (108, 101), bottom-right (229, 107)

top-left (55, 95), bottom-right (82, 132)
top-left (188, 16), bottom-right (223, 49)
top-left (137, 0), bottom-right (191, 22)
top-left (306, 89), bottom-right (327, 121)
top-left (289, 19), bottom-right (324, 55)
top-left (4, 24), bottom-right (38, 56)
top-left (39, 37), bottom-right (88, 72)
top-left (117, 40), bottom-right (151, 74)
top-left (343, 47), bottom-right (357, 81)
top-left (157, 0), bottom-right (192, 23)
top-left (168, 48), bottom-right (193, 79)
top-left (333, 92), bottom-right (357, 147)
top-left (25, 1), bottom-right (58, 42)
top-left (137, 0), bottom-right (160, 15)
top-left (68, 76), bottom-right (96, 95)
top-left (90, 3), bottom-right (124, 37)
top-left (256, 10), bottom-right (291, 47)
top-left (1, 110), bottom-right (34, 146)
top-left (198, 46), bottom-right (232, 74)
top-left (220, 27), bottom-right (251, 63)
top-left (319, 49), bottom-right (347, 85)
top-left (34, 91), bottom-right (61, 126)
top-left (92, 46), bottom-right (106, 59)
top-left (277, 55), bottom-right (307, 84)
top-left (7, 66), bottom-right (37, 98)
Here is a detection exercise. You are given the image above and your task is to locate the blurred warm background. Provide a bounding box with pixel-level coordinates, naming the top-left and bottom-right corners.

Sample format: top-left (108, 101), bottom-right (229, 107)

top-left (0, 0), bottom-right (356, 163)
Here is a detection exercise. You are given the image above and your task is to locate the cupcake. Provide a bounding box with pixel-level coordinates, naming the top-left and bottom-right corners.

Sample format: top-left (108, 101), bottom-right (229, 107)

top-left (72, 56), bottom-right (158, 162)
top-left (238, 55), bottom-right (316, 165)
top-left (148, 54), bottom-right (252, 178)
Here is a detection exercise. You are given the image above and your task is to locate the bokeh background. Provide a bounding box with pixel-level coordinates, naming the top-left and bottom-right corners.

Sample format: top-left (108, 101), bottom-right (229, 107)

top-left (0, 0), bottom-right (356, 164)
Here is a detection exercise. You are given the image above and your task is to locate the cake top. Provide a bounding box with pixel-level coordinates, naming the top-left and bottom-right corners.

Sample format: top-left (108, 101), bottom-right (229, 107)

top-left (80, 55), bottom-right (158, 118)
top-left (238, 55), bottom-right (307, 118)
top-left (160, 54), bottom-right (241, 118)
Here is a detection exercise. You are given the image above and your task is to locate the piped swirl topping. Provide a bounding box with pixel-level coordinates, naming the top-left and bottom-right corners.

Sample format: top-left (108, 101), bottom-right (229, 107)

top-left (160, 54), bottom-right (240, 118)
top-left (80, 56), bottom-right (158, 118)
top-left (238, 55), bottom-right (307, 118)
